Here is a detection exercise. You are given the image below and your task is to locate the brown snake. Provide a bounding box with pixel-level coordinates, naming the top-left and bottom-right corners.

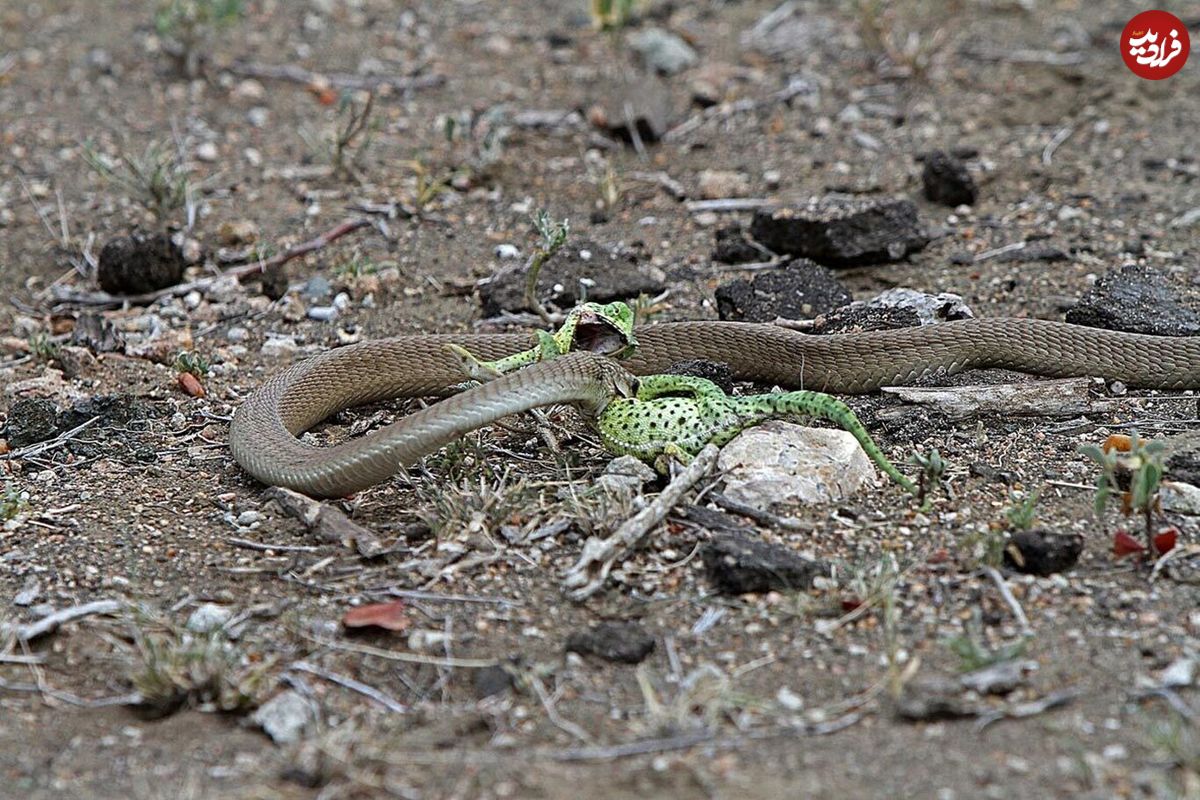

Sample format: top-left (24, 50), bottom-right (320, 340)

top-left (230, 319), bottom-right (1200, 496)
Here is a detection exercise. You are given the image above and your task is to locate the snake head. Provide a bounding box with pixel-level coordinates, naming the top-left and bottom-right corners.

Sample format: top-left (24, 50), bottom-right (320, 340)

top-left (445, 343), bottom-right (505, 382)
top-left (568, 301), bottom-right (638, 360)
top-left (589, 359), bottom-right (639, 416)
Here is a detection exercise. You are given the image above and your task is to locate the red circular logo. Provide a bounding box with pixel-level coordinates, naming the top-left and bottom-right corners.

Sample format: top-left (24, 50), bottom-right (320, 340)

top-left (1121, 10), bottom-right (1190, 80)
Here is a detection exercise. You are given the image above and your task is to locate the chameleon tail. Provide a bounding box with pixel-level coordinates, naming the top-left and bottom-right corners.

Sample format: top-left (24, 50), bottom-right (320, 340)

top-left (766, 391), bottom-right (916, 494)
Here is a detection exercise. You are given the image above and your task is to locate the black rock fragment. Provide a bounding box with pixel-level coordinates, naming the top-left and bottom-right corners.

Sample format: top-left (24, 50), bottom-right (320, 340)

top-left (702, 535), bottom-right (829, 595)
top-left (749, 197), bottom-right (929, 266)
top-left (1064, 264), bottom-right (1200, 337)
top-left (665, 360), bottom-right (734, 394)
top-left (4, 398), bottom-right (62, 448)
top-left (711, 224), bottom-right (765, 265)
top-left (565, 622), bottom-right (656, 664)
top-left (1166, 447), bottom-right (1200, 487)
top-left (97, 231), bottom-right (186, 295)
top-left (1003, 530), bottom-right (1084, 576)
top-left (473, 665), bottom-right (515, 699)
top-left (478, 241), bottom-right (665, 317)
top-left (921, 150), bottom-right (977, 207)
top-left (714, 263), bottom-right (851, 323)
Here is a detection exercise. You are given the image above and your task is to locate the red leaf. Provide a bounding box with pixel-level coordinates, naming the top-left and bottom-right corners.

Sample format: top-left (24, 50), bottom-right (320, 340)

top-left (177, 372), bottom-right (206, 398)
top-left (841, 597), bottom-right (864, 612)
top-left (1153, 528), bottom-right (1178, 555)
top-left (927, 548), bottom-right (950, 565)
top-left (343, 600), bottom-right (410, 632)
top-left (1112, 530), bottom-right (1146, 558)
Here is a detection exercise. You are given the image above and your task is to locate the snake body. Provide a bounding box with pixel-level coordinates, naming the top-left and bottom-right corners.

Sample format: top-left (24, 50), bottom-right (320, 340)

top-left (231, 319), bottom-right (1200, 496)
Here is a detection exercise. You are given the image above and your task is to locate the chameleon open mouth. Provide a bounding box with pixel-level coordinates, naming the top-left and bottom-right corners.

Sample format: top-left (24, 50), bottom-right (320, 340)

top-left (572, 308), bottom-right (636, 357)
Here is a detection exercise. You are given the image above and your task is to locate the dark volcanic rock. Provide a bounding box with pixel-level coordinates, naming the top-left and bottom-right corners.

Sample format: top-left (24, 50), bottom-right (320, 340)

top-left (97, 231), bottom-right (186, 295)
top-left (665, 359), bottom-right (734, 394)
top-left (711, 224), bottom-right (764, 264)
top-left (1166, 447), bottom-right (1200, 487)
top-left (702, 535), bottom-right (829, 595)
top-left (921, 150), bottom-right (978, 206)
top-left (4, 398), bottom-right (62, 448)
top-left (473, 665), bottom-right (515, 698)
top-left (1003, 529), bottom-right (1084, 576)
top-left (1065, 264), bottom-right (1200, 336)
top-left (808, 289), bottom-right (972, 334)
top-left (714, 263), bottom-right (851, 323)
top-left (564, 622), bottom-right (656, 664)
top-left (478, 241), bottom-right (665, 316)
top-left (749, 197), bottom-right (929, 267)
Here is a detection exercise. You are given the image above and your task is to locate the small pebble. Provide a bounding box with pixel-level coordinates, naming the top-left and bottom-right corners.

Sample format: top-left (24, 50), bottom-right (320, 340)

top-left (307, 305), bottom-right (338, 321)
top-left (195, 141), bottom-right (219, 162)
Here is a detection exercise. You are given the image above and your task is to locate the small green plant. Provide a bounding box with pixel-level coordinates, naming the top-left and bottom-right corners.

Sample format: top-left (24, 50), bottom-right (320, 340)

top-left (300, 92), bottom-right (379, 180)
top-left (443, 108), bottom-right (510, 176)
top-left (412, 461), bottom-right (535, 542)
top-left (589, 163), bottom-right (622, 212)
top-left (1080, 432), bottom-right (1166, 552)
top-left (83, 139), bottom-right (197, 227)
top-left (173, 350), bottom-right (210, 377)
top-left (946, 630), bottom-right (1027, 673)
top-left (1003, 489), bottom-right (1040, 531)
top-left (590, 0), bottom-right (637, 30)
top-left (853, 0), bottom-right (955, 78)
top-left (1145, 716), bottom-right (1200, 789)
top-left (27, 332), bottom-right (60, 362)
top-left (523, 211), bottom-right (571, 322)
top-left (333, 255), bottom-right (378, 280)
top-left (130, 627), bottom-right (272, 717)
top-left (908, 448), bottom-right (946, 511)
top-left (155, 0), bottom-right (245, 78)
top-left (1, 483), bottom-right (26, 521)
top-left (401, 160), bottom-right (452, 211)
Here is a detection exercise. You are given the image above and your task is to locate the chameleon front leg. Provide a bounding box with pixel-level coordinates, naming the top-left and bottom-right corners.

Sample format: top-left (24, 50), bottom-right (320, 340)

top-left (446, 330), bottom-right (559, 384)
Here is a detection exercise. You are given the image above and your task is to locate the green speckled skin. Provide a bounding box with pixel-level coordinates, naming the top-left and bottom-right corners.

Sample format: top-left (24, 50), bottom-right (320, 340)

top-left (455, 302), bottom-right (914, 494)
top-left (597, 375), bottom-right (915, 492)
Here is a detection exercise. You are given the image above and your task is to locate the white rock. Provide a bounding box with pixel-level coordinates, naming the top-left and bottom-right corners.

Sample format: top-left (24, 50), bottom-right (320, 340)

top-left (718, 421), bottom-right (877, 508)
top-left (867, 288), bottom-right (973, 325)
top-left (186, 603), bottom-right (233, 633)
top-left (261, 335), bottom-right (298, 359)
top-left (776, 686), bottom-right (804, 711)
top-left (252, 690), bottom-right (316, 744)
top-left (307, 305), bottom-right (338, 321)
top-left (1160, 657), bottom-right (1197, 688)
top-left (494, 243), bottom-right (520, 259)
top-left (1160, 480), bottom-right (1200, 515)
top-left (195, 141), bottom-right (219, 162)
top-left (697, 169), bottom-right (750, 200)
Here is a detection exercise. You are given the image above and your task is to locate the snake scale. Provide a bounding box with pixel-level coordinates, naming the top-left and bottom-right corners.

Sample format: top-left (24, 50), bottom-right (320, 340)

top-left (230, 319), bottom-right (1200, 496)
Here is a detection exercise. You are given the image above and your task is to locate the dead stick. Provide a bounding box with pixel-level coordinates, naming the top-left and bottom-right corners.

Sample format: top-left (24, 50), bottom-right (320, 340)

top-left (563, 444), bottom-right (720, 601)
top-left (228, 60), bottom-right (445, 93)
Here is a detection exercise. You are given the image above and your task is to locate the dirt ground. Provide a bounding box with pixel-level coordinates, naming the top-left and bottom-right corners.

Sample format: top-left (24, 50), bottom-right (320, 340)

top-left (2, 1), bottom-right (1199, 798)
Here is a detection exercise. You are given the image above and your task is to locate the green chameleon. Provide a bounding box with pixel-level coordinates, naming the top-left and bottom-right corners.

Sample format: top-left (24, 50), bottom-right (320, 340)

top-left (451, 302), bottom-right (916, 494)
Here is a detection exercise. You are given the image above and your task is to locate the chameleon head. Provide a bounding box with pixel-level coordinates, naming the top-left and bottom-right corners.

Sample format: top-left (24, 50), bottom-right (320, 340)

top-left (569, 301), bottom-right (638, 360)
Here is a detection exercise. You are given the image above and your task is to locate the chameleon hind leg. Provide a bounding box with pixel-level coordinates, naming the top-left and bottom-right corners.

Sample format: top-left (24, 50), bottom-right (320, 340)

top-left (749, 391), bottom-right (916, 494)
